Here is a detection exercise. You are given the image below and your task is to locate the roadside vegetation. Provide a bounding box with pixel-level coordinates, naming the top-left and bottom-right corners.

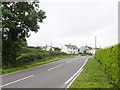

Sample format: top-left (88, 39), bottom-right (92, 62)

top-left (69, 58), bottom-right (113, 88)
top-left (2, 47), bottom-right (76, 74)
top-left (95, 43), bottom-right (119, 88)
top-left (2, 2), bottom-right (46, 71)
top-left (69, 43), bottom-right (119, 89)
top-left (1, 2), bottom-right (77, 75)
top-left (79, 53), bottom-right (92, 56)
top-left (79, 49), bottom-right (93, 56)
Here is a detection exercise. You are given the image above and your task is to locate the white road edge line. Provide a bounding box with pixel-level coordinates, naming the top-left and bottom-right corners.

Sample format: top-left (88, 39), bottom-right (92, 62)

top-left (65, 58), bottom-right (89, 87)
top-left (48, 64), bottom-right (62, 71)
top-left (0, 75), bottom-right (34, 88)
top-left (66, 69), bottom-right (83, 88)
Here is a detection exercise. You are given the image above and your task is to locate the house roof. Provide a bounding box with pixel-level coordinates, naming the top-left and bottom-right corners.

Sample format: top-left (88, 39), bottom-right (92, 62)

top-left (80, 46), bottom-right (93, 50)
top-left (87, 46), bottom-right (93, 50)
top-left (65, 45), bottom-right (78, 49)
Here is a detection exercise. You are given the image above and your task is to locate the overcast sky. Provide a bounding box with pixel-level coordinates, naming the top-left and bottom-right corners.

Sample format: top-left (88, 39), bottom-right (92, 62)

top-left (27, 0), bottom-right (119, 48)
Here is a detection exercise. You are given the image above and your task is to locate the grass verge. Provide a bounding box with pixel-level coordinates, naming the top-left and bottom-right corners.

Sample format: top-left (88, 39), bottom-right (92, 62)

top-left (69, 57), bottom-right (113, 88)
top-left (2, 55), bottom-right (76, 75)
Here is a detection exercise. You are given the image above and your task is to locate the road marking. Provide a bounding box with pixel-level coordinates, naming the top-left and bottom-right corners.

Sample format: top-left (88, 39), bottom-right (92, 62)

top-left (2, 56), bottom-right (76, 77)
top-left (65, 58), bottom-right (88, 85)
top-left (48, 64), bottom-right (62, 71)
top-left (66, 69), bottom-right (83, 88)
top-left (0, 75), bottom-right (34, 88)
top-left (65, 67), bottom-right (82, 85)
top-left (66, 60), bottom-right (73, 63)
top-left (2, 58), bottom-right (69, 77)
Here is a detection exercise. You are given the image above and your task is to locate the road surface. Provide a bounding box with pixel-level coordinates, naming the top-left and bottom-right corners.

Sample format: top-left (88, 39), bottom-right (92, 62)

top-left (1, 55), bottom-right (90, 89)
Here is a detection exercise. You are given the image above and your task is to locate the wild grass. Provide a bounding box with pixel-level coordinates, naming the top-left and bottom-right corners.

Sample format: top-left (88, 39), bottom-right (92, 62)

top-left (69, 58), bottom-right (113, 88)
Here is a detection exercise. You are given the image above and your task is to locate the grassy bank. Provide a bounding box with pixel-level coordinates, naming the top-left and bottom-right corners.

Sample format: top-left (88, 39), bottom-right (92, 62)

top-left (69, 58), bottom-right (113, 88)
top-left (2, 55), bottom-right (76, 75)
top-left (95, 43), bottom-right (119, 88)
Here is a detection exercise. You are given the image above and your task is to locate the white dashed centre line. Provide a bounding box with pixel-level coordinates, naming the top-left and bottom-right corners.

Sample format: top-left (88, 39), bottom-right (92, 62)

top-left (0, 75), bottom-right (34, 88)
top-left (48, 64), bottom-right (62, 71)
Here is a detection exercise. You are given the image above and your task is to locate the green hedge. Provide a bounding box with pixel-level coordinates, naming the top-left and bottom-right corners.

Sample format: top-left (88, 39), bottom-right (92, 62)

top-left (3, 46), bottom-right (68, 68)
top-left (95, 43), bottom-right (119, 88)
top-left (16, 50), bottom-right (67, 67)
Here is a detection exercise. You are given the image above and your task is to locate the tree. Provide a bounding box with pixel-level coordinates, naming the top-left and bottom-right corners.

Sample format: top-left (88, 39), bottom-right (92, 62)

top-left (54, 47), bottom-right (61, 51)
top-left (2, 2), bottom-right (46, 67)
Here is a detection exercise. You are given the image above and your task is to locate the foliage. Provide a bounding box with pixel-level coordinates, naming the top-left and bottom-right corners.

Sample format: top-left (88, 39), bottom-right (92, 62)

top-left (2, 2), bottom-right (46, 67)
top-left (69, 58), bottom-right (112, 88)
top-left (95, 43), bottom-right (119, 88)
top-left (53, 47), bottom-right (61, 51)
top-left (3, 47), bottom-right (67, 68)
top-left (49, 50), bottom-right (67, 56)
top-left (2, 55), bottom-right (76, 74)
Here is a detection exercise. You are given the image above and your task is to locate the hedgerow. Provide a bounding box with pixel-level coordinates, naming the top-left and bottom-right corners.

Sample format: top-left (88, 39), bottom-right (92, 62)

top-left (14, 49), bottom-right (67, 67)
top-left (95, 43), bottom-right (120, 88)
top-left (2, 46), bottom-right (68, 68)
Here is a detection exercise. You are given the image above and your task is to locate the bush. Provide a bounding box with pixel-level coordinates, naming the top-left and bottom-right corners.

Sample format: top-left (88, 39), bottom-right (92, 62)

top-left (49, 51), bottom-right (67, 56)
top-left (21, 47), bottom-right (32, 54)
top-left (95, 43), bottom-right (119, 88)
top-left (16, 49), bottom-right (67, 67)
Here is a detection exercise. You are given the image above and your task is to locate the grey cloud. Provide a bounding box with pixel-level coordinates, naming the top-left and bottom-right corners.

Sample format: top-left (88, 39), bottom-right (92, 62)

top-left (27, 0), bottom-right (118, 48)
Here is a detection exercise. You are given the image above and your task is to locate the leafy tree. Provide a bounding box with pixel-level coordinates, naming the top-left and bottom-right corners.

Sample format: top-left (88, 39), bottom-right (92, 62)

top-left (54, 47), bottom-right (61, 51)
top-left (2, 2), bottom-right (46, 67)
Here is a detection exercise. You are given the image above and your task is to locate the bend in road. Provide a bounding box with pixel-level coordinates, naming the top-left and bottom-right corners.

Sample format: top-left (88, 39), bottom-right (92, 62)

top-left (1, 55), bottom-right (91, 88)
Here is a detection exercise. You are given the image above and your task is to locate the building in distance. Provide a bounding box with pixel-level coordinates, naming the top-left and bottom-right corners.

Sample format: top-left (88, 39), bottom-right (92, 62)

top-left (61, 43), bottom-right (79, 54)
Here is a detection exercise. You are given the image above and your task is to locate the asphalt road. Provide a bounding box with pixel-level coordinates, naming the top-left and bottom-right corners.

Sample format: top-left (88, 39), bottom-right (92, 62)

top-left (1, 55), bottom-right (90, 89)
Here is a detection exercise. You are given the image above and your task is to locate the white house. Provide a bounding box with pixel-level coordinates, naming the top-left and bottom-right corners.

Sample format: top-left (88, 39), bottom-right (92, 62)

top-left (42, 44), bottom-right (54, 51)
top-left (91, 48), bottom-right (101, 54)
top-left (79, 45), bottom-right (94, 54)
top-left (91, 48), bottom-right (96, 55)
top-left (61, 44), bottom-right (79, 54)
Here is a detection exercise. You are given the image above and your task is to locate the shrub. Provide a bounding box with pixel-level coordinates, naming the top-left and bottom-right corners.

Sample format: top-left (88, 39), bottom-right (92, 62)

top-left (21, 47), bottom-right (32, 54)
top-left (95, 43), bottom-right (119, 88)
top-left (16, 49), bottom-right (67, 67)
